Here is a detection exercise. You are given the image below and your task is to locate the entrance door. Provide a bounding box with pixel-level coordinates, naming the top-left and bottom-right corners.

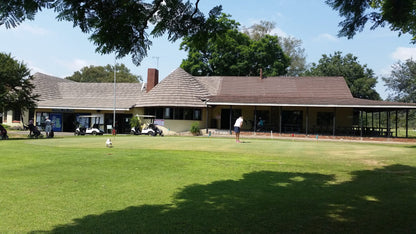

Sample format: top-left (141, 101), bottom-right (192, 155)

top-left (63, 113), bottom-right (77, 132)
top-left (221, 108), bottom-right (241, 130)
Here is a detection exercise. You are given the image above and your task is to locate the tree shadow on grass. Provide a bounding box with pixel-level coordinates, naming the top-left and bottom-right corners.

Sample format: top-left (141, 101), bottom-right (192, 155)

top-left (32, 164), bottom-right (416, 233)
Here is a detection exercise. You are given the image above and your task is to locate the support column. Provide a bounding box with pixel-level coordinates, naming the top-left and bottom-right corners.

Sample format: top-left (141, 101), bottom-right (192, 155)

top-left (387, 111), bottom-right (391, 138)
top-left (279, 106), bottom-right (282, 134)
top-left (205, 106), bottom-right (209, 134)
top-left (360, 110), bottom-right (363, 138)
top-left (254, 106), bottom-right (257, 133)
top-left (406, 109), bottom-right (409, 138)
top-left (229, 105), bottom-right (232, 135)
top-left (306, 107), bottom-right (309, 135)
top-left (333, 107), bottom-right (336, 136)
top-left (395, 110), bottom-right (398, 137)
top-left (378, 111), bottom-right (381, 131)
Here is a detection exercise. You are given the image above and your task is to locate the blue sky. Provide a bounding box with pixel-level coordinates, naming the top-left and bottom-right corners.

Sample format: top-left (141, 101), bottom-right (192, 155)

top-left (1, 0), bottom-right (415, 99)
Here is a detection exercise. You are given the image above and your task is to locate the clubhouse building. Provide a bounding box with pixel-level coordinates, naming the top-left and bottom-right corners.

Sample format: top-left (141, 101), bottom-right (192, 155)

top-left (3, 68), bottom-right (416, 137)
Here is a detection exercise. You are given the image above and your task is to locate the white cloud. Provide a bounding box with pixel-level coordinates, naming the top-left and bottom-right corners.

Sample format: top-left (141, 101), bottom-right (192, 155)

top-left (316, 33), bottom-right (338, 42)
top-left (391, 47), bottom-right (416, 61)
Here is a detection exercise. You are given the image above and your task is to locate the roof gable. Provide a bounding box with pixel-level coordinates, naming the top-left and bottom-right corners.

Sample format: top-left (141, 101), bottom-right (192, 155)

top-left (135, 68), bottom-right (210, 107)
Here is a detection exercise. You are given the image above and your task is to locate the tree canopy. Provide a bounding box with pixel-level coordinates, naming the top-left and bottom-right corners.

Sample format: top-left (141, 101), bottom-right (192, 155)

top-left (65, 64), bottom-right (142, 83)
top-left (383, 58), bottom-right (416, 103)
top-left (326, 0), bottom-right (416, 43)
top-left (0, 53), bottom-right (38, 112)
top-left (180, 14), bottom-right (290, 76)
top-left (243, 21), bottom-right (307, 76)
top-left (303, 51), bottom-right (381, 100)
top-left (0, 0), bottom-right (222, 66)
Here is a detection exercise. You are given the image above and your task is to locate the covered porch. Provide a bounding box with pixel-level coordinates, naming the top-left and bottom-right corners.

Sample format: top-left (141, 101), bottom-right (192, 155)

top-left (204, 103), bottom-right (416, 138)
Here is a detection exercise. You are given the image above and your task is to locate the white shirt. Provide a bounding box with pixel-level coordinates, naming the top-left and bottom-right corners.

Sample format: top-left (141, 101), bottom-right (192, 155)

top-left (234, 117), bottom-right (243, 127)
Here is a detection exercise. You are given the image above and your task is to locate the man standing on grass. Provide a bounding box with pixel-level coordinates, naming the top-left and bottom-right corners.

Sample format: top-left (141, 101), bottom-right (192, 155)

top-left (234, 116), bottom-right (244, 143)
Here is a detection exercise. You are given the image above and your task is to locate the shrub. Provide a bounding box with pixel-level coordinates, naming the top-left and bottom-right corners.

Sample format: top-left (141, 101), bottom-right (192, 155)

top-left (130, 116), bottom-right (142, 131)
top-left (190, 122), bottom-right (201, 136)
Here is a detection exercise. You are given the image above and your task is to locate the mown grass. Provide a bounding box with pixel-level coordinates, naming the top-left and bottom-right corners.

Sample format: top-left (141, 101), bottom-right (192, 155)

top-left (1, 135), bottom-right (416, 233)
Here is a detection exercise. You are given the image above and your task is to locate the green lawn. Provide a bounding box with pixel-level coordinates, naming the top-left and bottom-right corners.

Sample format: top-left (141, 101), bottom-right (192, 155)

top-left (1, 135), bottom-right (416, 233)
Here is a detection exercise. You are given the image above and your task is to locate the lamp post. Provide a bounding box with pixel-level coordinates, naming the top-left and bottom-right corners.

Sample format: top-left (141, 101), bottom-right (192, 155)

top-left (113, 58), bottom-right (116, 135)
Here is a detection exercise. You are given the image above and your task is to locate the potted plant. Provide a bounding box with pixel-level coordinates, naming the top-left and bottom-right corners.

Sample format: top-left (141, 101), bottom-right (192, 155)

top-left (130, 116), bottom-right (142, 135)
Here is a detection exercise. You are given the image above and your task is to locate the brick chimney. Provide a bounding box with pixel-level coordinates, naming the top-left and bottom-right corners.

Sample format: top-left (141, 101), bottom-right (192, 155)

top-left (146, 68), bottom-right (159, 92)
top-left (259, 68), bottom-right (263, 79)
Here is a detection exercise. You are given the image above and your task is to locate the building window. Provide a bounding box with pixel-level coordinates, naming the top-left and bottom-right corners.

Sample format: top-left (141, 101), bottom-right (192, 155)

top-left (164, 107), bottom-right (173, 119)
top-left (13, 109), bottom-right (21, 122)
top-left (145, 107), bottom-right (202, 120)
top-left (193, 109), bottom-right (201, 120)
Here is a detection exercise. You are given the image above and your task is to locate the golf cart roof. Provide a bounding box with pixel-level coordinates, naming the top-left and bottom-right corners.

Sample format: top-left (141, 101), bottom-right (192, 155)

top-left (135, 115), bottom-right (156, 118)
top-left (77, 115), bottom-right (103, 118)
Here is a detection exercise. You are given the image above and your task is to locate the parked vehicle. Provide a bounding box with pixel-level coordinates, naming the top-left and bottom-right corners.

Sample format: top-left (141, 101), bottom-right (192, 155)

top-left (130, 115), bottom-right (163, 136)
top-left (141, 123), bottom-right (163, 136)
top-left (75, 115), bottom-right (104, 136)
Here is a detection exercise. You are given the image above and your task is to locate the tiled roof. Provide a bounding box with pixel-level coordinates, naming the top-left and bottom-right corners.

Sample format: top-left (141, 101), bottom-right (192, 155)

top-left (32, 70), bottom-right (416, 110)
top-left (199, 75), bottom-right (416, 108)
top-left (215, 76), bottom-right (353, 99)
top-left (135, 68), bottom-right (211, 107)
top-left (32, 73), bottom-right (144, 110)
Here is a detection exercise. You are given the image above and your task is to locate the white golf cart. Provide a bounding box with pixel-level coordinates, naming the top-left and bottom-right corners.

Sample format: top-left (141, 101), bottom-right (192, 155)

top-left (75, 115), bottom-right (105, 136)
top-left (131, 115), bottom-right (163, 136)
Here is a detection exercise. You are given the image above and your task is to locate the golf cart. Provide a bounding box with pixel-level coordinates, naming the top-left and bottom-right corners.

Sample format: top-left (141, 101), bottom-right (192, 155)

top-left (75, 115), bottom-right (105, 136)
top-left (131, 115), bottom-right (163, 136)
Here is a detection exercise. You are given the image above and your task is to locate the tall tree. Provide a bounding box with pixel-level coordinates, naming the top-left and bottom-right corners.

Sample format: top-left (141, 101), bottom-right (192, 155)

top-left (278, 36), bottom-right (307, 76)
top-left (0, 53), bottom-right (38, 112)
top-left (243, 21), bottom-right (307, 76)
top-left (303, 51), bottom-right (381, 100)
top-left (66, 64), bottom-right (142, 83)
top-left (326, 0), bottom-right (416, 43)
top-left (180, 14), bottom-right (289, 76)
top-left (382, 58), bottom-right (416, 103)
top-left (242, 20), bottom-right (276, 41)
top-left (0, 0), bottom-right (223, 65)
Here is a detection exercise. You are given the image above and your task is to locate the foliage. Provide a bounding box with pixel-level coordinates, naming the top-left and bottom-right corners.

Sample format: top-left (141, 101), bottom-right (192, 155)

top-left (65, 63), bottom-right (142, 83)
top-left (130, 116), bottom-right (142, 129)
top-left (278, 36), bottom-right (307, 76)
top-left (190, 122), bottom-right (200, 135)
top-left (0, 0), bottom-right (223, 66)
top-left (0, 52), bottom-right (38, 112)
top-left (243, 21), bottom-right (307, 76)
top-left (242, 20), bottom-right (276, 41)
top-left (303, 51), bottom-right (381, 100)
top-left (326, 0), bottom-right (416, 43)
top-left (180, 14), bottom-right (290, 76)
top-left (382, 58), bottom-right (416, 103)
top-left (1, 136), bottom-right (416, 232)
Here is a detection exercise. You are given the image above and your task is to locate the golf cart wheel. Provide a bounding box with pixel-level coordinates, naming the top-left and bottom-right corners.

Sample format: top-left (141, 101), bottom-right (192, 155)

top-left (150, 131), bottom-right (156, 136)
top-left (92, 131), bottom-right (97, 136)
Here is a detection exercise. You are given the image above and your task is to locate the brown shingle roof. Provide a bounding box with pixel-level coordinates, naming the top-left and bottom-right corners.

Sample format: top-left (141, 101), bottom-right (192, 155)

top-left (33, 73), bottom-right (144, 110)
top-left (215, 76), bottom-right (352, 98)
top-left (135, 68), bottom-right (210, 107)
